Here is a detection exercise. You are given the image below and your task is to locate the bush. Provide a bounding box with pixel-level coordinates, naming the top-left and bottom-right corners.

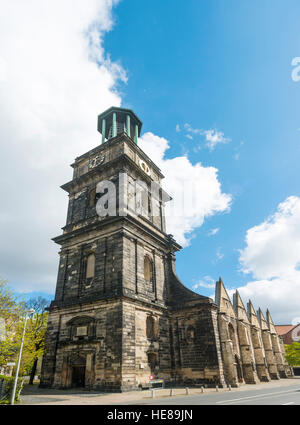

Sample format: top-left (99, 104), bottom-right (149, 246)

top-left (285, 342), bottom-right (300, 367)
top-left (0, 375), bottom-right (24, 404)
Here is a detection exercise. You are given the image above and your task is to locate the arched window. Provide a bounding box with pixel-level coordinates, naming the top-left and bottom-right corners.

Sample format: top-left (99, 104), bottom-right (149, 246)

top-left (146, 315), bottom-right (158, 339)
top-left (228, 323), bottom-right (237, 350)
top-left (144, 256), bottom-right (153, 282)
top-left (141, 189), bottom-right (149, 216)
top-left (186, 325), bottom-right (195, 342)
top-left (148, 193), bottom-right (152, 214)
top-left (86, 254), bottom-right (95, 279)
top-left (89, 188), bottom-right (96, 207)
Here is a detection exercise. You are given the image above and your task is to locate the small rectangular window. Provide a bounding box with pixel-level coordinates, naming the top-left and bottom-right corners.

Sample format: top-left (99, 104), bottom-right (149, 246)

top-left (86, 254), bottom-right (95, 279)
top-left (76, 326), bottom-right (88, 336)
top-left (89, 188), bottom-right (96, 207)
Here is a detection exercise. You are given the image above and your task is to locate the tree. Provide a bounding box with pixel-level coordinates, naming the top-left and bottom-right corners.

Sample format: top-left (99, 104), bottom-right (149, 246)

top-left (0, 282), bottom-right (49, 383)
top-left (24, 297), bottom-right (49, 384)
top-left (0, 278), bottom-right (23, 323)
top-left (285, 342), bottom-right (300, 367)
top-left (0, 279), bottom-right (23, 369)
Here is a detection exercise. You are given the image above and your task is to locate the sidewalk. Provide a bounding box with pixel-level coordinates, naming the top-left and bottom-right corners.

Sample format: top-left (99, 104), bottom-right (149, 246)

top-left (20, 377), bottom-right (300, 405)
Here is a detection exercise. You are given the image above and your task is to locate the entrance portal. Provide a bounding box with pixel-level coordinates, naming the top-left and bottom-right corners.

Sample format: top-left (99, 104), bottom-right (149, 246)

top-left (69, 355), bottom-right (86, 388)
top-left (72, 366), bottom-right (85, 388)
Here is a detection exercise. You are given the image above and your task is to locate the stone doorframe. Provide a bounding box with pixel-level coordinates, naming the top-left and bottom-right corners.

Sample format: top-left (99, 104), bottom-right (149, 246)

top-left (61, 350), bottom-right (95, 389)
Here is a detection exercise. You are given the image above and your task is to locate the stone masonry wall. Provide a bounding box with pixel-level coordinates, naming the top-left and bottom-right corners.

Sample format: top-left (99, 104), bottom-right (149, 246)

top-left (169, 303), bottom-right (225, 387)
top-left (41, 299), bottom-right (123, 391)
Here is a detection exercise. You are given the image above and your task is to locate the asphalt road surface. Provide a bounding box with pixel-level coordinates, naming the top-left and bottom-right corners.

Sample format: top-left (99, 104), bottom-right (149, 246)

top-left (20, 378), bottom-right (300, 405)
top-left (121, 383), bottom-right (300, 405)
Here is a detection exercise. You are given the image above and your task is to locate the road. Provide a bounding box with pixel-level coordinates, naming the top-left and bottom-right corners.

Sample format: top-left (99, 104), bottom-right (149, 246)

top-left (119, 383), bottom-right (300, 405)
top-left (21, 378), bottom-right (300, 405)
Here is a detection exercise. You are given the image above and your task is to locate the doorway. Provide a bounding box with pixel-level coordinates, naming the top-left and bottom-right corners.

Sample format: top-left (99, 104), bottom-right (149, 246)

top-left (71, 366), bottom-right (86, 388)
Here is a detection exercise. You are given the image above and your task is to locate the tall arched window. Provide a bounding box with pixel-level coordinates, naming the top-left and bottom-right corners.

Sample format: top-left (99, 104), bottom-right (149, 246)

top-left (148, 193), bottom-right (152, 215)
top-left (86, 253), bottom-right (95, 280)
top-left (144, 256), bottom-right (153, 282)
top-left (186, 325), bottom-right (195, 342)
top-left (146, 315), bottom-right (158, 339)
top-left (228, 323), bottom-right (236, 350)
top-left (89, 188), bottom-right (96, 207)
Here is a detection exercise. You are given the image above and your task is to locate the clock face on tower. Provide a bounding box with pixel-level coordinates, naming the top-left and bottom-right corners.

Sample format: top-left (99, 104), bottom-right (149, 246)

top-left (89, 154), bottom-right (105, 169)
top-left (139, 159), bottom-right (151, 176)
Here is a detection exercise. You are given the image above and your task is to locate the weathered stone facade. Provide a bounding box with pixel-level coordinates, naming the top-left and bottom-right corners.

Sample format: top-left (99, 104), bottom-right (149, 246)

top-left (40, 107), bottom-right (292, 391)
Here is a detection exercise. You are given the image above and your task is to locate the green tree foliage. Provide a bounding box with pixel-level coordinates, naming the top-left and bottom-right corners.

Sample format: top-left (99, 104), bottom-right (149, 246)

top-left (0, 279), bottom-right (24, 367)
top-left (24, 297), bottom-right (49, 383)
top-left (0, 375), bottom-right (24, 404)
top-left (285, 342), bottom-right (300, 367)
top-left (0, 280), bottom-right (49, 381)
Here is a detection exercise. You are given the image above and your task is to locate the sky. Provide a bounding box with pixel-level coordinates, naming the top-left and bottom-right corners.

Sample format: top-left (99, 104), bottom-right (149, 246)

top-left (0, 0), bottom-right (300, 324)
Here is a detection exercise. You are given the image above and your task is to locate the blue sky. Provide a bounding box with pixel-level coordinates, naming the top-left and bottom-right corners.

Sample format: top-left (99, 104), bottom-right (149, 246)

top-left (106, 0), bottom-right (300, 305)
top-left (1, 0), bottom-right (300, 323)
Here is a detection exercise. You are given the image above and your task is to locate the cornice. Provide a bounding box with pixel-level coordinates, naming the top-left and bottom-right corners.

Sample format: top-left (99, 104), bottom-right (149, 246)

top-left (53, 213), bottom-right (181, 252)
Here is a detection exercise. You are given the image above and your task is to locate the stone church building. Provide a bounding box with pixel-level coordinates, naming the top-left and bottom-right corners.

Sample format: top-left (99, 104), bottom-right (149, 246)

top-left (40, 107), bottom-right (292, 391)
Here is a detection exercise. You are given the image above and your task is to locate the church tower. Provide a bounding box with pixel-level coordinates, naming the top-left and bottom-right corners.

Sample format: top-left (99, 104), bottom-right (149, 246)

top-left (40, 107), bottom-right (227, 391)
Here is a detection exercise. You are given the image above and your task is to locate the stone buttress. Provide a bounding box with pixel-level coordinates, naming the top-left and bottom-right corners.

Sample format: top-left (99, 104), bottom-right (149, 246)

top-left (233, 291), bottom-right (260, 384)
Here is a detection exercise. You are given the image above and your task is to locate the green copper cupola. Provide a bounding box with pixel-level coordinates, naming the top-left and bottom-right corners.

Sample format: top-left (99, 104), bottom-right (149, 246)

top-left (97, 106), bottom-right (143, 145)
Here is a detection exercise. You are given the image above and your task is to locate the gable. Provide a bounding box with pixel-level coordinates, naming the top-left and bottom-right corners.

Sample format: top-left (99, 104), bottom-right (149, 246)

top-left (291, 324), bottom-right (300, 342)
top-left (247, 301), bottom-right (261, 328)
top-left (233, 291), bottom-right (249, 323)
top-left (215, 278), bottom-right (236, 318)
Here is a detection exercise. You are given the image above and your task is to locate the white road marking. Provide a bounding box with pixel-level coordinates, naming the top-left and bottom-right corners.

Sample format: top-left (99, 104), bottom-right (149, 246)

top-left (282, 402), bottom-right (295, 405)
top-left (216, 388), bottom-right (300, 404)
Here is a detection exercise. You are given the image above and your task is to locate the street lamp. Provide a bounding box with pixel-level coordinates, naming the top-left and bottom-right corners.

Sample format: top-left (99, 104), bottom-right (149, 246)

top-left (10, 308), bottom-right (35, 405)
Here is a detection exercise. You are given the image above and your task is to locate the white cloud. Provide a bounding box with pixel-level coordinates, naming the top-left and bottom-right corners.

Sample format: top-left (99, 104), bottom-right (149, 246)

top-left (139, 133), bottom-right (232, 247)
top-left (216, 247), bottom-right (224, 261)
top-left (175, 124), bottom-right (181, 132)
top-left (183, 123), bottom-right (231, 151)
top-left (192, 276), bottom-right (215, 290)
top-left (234, 196), bottom-right (300, 323)
top-left (203, 129), bottom-right (231, 151)
top-left (0, 57), bottom-right (7, 82)
top-left (184, 123), bottom-right (202, 134)
top-left (0, 1), bottom-right (232, 295)
top-left (208, 228), bottom-right (219, 236)
top-left (239, 196), bottom-right (300, 279)
top-left (233, 141), bottom-right (244, 161)
top-left (0, 0), bottom-right (124, 293)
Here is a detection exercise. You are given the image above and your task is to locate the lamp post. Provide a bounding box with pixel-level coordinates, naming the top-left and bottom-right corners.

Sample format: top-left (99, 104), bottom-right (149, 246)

top-left (10, 308), bottom-right (35, 405)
